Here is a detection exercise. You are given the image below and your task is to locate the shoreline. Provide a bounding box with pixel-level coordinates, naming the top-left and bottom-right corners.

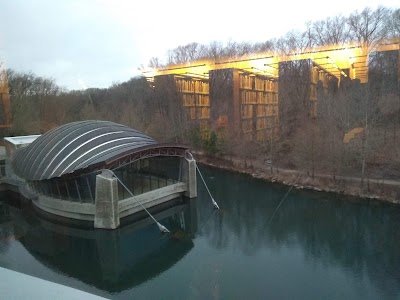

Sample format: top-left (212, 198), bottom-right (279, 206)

top-left (194, 153), bottom-right (400, 205)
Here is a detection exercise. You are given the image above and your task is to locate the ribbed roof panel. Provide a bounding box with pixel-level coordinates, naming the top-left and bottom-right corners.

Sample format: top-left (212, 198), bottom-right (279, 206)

top-left (12, 121), bottom-right (157, 180)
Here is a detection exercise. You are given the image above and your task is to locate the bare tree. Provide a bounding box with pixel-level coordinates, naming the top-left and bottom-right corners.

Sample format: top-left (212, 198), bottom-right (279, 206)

top-left (389, 9), bottom-right (400, 39)
top-left (167, 42), bottom-right (205, 64)
top-left (276, 31), bottom-right (309, 55)
top-left (148, 57), bottom-right (163, 68)
top-left (253, 39), bottom-right (276, 53)
top-left (348, 6), bottom-right (391, 49)
top-left (311, 16), bottom-right (350, 46)
top-left (205, 41), bottom-right (224, 61)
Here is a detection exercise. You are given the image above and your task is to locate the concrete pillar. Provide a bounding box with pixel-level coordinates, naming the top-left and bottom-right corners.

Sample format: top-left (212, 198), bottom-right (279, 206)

top-left (181, 156), bottom-right (197, 198)
top-left (94, 171), bottom-right (120, 229)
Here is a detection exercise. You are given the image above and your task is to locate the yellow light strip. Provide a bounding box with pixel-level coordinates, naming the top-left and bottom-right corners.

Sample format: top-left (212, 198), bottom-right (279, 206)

top-left (327, 57), bottom-right (347, 77)
top-left (145, 39), bottom-right (399, 84)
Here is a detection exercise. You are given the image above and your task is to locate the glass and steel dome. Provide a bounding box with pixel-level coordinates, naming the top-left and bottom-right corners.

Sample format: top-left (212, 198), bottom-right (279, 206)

top-left (12, 120), bottom-right (158, 180)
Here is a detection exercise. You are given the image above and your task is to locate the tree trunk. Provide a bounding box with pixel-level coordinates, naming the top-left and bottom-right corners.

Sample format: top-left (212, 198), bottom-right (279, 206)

top-left (361, 135), bottom-right (367, 189)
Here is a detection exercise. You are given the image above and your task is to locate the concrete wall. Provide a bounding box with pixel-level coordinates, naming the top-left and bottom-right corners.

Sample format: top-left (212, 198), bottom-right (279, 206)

top-left (119, 182), bottom-right (186, 219)
top-left (33, 194), bottom-right (94, 222)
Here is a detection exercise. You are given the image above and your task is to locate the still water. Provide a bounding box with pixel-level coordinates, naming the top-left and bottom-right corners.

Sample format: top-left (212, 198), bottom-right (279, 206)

top-left (1, 166), bottom-right (400, 299)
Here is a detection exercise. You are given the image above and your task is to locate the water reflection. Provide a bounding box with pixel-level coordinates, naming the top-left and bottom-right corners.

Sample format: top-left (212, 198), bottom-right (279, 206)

top-left (4, 196), bottom-right (198, 293)
top-left (200, 168), bottom-right (400, 298)
top-left (1, 166), bottom-right (400, 299)
top-left (0, 202), bottom-right (12, 254)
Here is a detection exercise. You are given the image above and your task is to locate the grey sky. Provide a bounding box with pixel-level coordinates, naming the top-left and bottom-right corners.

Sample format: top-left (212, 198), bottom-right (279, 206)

top-left (1, 0), bottom-right (138, 89)
top-left (1, 0), bottom-right (398, 90)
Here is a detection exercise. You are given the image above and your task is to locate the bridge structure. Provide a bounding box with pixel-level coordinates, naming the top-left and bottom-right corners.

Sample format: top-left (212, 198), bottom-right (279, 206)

top-left (143, 39), bottom-right (400, 141)
top-left (0, 63), bottom-right (11, 129)
top-left (2, 120), bottom-right (197, 229)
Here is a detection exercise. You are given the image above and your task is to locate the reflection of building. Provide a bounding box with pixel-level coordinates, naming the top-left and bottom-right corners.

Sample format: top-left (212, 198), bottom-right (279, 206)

top-left (154, 69), bottom-right (279, 141)
top-left (147, 40), bottom-right (399, 141)
top-left (13, 198), bottom-right (198, 293)
top-left (0, 66), bottom-right (11, 129)
top-left (154, 74), bottom-right (210, 133)
top-left (6, 121), bottom-right (198, 229)
top-left (210, 69), bottom-right (279, 141)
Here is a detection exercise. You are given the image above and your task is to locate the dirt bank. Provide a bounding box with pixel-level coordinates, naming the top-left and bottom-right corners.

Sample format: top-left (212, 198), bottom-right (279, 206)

top-left (194, 153), bottom-right (400, 205)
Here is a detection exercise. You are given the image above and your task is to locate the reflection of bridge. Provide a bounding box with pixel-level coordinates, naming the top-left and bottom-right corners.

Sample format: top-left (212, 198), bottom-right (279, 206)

top-left (144, 39), bottom-right (400, 141)
top-left (13, 197), bottom-right (198, 293)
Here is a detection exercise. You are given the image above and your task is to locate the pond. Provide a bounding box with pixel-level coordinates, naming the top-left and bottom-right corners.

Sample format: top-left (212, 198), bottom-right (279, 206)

top-left (1, 166), bottom-right (400, 299)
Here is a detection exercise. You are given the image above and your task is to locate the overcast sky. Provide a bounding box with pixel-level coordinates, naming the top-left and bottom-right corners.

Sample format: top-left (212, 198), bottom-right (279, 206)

top-left (0, 0), bottom-right (398, 90)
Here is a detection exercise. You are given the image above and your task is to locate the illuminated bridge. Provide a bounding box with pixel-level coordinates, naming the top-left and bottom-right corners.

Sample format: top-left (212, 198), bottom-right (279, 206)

top-left (6, 120), bottom-right (197, 229)
top-left (0, 66), bottom-right (11, 130)
top-left (144, 39), bottom-right (400, 141)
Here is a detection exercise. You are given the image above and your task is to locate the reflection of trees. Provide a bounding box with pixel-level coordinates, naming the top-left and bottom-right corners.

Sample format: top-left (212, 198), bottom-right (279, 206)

top-left (199, 166), bottom-right (400, 298)
top-left (0, 203), bottom-right (12, 255)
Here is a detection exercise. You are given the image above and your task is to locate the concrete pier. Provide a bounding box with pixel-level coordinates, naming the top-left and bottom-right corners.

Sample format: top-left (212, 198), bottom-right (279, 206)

top-left (182, 157), bottom-right (197, 198)
top-left (95, 171), bottom-right (119, 229)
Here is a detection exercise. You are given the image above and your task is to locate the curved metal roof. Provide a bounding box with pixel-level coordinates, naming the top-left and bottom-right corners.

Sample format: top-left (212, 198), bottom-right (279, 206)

top-left (12, 120), bottom-right (158, 180)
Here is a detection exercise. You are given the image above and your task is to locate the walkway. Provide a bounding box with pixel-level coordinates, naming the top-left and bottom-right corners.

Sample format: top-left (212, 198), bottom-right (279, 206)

top-left (0, 267), bottom-right (108, 299)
